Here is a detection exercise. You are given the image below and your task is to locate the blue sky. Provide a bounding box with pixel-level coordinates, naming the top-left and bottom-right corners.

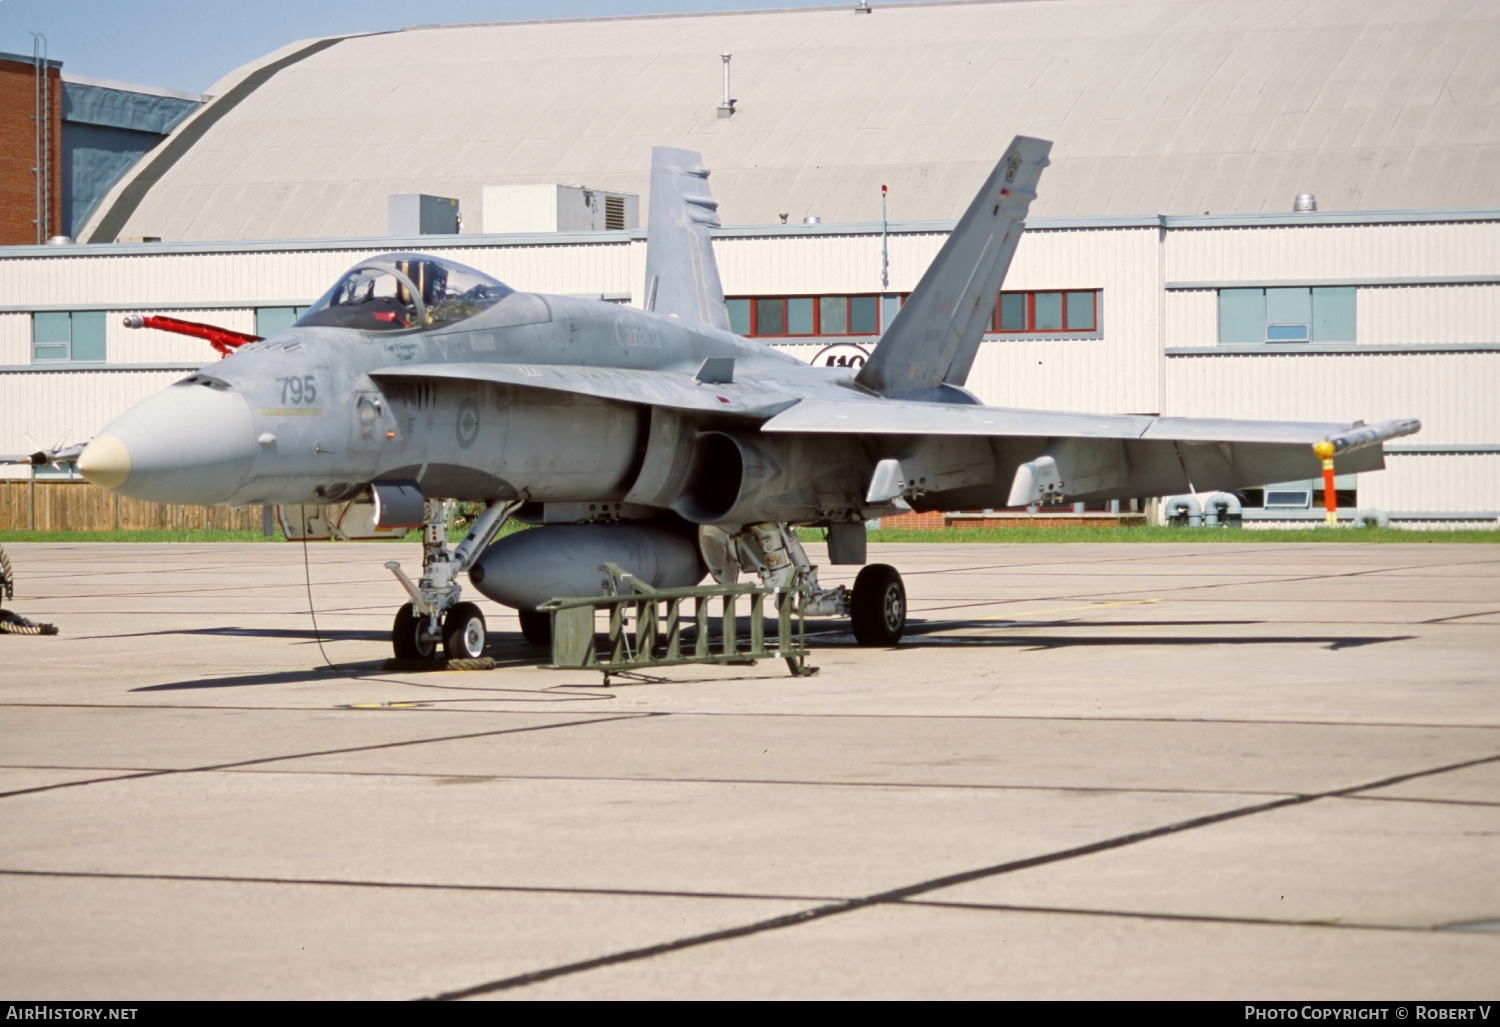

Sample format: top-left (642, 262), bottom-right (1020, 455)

top-left (1, 0), bottom-right (937, 94)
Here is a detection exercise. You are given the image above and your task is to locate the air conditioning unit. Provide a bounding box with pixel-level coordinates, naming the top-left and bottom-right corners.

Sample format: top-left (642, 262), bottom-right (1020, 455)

top-left (481, 184), bottom-right (639, 233)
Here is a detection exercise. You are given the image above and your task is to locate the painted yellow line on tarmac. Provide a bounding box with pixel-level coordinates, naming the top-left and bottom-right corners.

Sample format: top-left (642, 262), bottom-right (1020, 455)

top-left (979, 598), bottom-right (1163, 621)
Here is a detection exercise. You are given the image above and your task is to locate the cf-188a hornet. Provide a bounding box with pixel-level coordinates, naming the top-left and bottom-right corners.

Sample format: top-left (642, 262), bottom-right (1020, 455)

top-left (67, 137), bottom-right (1419, 660)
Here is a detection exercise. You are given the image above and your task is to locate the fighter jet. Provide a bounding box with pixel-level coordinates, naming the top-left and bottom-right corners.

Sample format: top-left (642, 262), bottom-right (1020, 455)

top-left (71, 137), bottom-right (1419, 660)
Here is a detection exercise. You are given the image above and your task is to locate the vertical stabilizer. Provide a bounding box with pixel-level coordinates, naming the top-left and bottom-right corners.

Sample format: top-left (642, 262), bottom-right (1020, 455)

top-left (644, 146), bottom-right (731, 332)
top-left (855, 136), bottom-right (1051, 396)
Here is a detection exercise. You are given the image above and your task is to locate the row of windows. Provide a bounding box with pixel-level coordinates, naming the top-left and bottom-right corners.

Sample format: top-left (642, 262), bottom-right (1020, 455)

top-left (728, 290), bottom-right (1100, 339)
top-left (727, 295), bottom-right (882, 338)
top-left (996, 290), bottom-right (1097, 333)
top-left (30, 293), bottom-right (1101, 359)
top-left (30, 285), bottom-right (1364, 361)
top-left (1217, 286), bottom-right (1355, 344)
top-left (28, 307), bottom-right (311, 362)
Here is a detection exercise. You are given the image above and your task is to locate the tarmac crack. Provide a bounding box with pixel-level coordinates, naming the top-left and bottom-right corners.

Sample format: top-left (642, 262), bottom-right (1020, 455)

top-left (0, 712), bottom-right (655, 800)
top-left (423, 749), bottom-right (1500, 1000)
top-left (0, 867), bottom-right (836, 906)
top-left (895, 899), bottom-right (1474, 935)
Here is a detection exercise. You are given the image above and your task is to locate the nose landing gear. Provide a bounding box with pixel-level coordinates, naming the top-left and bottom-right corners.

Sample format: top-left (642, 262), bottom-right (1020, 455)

top-left (384, 497), bottom-right (519, 662)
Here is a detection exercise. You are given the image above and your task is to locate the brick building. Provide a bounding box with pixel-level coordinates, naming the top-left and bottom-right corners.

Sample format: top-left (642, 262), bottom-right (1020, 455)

top-left (0, 51), bottom-right (63, 245)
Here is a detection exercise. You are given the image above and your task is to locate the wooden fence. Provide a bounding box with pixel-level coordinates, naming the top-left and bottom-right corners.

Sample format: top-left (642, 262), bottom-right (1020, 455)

top-left (0, 479), bottom-right (267, 533)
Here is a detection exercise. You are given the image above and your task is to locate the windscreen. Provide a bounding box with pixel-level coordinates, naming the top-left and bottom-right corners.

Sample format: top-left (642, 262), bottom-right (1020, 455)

top-left (296, 255), bottom-right (513, 332)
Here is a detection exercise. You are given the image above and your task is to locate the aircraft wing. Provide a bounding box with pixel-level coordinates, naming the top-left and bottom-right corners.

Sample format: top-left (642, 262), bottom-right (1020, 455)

top-left (761, 398), bottom-right (1349, 443)
top-left (369, 362), bottom-right (796, 418)
top-left (762, 397), bottom-right (1420, 503)
top-left (763, 398), bottom-right (1159, 439)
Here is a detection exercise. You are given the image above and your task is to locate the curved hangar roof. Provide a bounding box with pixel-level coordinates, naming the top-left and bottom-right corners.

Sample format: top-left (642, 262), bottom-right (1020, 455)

top-left (86, 0), bottom-right (1500, 242)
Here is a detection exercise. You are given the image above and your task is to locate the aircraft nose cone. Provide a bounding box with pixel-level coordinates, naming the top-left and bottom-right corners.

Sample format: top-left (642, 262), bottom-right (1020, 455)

top-left (77, 434), bottom-right (132, 490)
top-left (80, 384), bottom-right (257, 504)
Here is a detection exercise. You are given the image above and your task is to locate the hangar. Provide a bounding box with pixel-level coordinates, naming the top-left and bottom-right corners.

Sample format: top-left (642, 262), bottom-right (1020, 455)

top-left (2, 0), bottom-right (1497, 527)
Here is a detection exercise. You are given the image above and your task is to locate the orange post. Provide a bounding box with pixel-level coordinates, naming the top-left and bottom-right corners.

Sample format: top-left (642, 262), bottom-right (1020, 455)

top-left (1314, 440), bottom-right (1337, 526)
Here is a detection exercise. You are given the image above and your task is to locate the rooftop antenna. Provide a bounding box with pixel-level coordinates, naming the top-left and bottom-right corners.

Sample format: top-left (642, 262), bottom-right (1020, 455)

top-left (717, 53), bottom-right (736, 118)
top-left (880, 184), bottom-right (889, 290)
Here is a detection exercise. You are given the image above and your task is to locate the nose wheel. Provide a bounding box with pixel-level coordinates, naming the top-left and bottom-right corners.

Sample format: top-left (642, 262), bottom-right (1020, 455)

top-left (850, 563), bottom-right (906, 647)
top-left (392, 602), bottom-right (440, 661)
top-left (442, 602), bottom-right (487, 660)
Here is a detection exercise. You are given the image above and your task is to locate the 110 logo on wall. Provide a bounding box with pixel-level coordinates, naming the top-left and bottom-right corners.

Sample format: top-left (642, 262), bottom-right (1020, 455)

top-left (810, 342), bottom-right (871, 368)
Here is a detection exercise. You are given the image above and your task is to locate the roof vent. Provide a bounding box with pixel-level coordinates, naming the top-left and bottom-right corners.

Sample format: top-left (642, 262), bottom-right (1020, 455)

top-left (1293, 193), bottom-right (1317, 213)
top-left (604, 194), bottom-right (626, 231)
top-left (717, 53), bottom-right (736, 118)
top-left (803, 215), bottom-right (821, 225)
top-left (855, 0), bottom-right (873, 11)
top-left (45, 235), bottom-right (74, 245)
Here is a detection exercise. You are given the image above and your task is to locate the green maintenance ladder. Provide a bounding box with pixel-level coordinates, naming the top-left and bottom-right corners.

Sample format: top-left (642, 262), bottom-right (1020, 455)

top-left (540, 563), bottom-right (817, 680)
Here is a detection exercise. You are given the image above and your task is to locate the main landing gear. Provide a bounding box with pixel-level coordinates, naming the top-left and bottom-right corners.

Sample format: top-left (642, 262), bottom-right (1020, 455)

top-left (850, 564), bottom-right (906, 647)
top-left (385, 498), bottom-right (520, 661)
top-left (709, 524), bottom-right (907, 647)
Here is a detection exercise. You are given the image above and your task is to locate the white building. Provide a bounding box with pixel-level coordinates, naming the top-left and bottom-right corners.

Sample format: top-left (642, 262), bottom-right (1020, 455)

top-left (2, 0), bottom-right (1497, 525)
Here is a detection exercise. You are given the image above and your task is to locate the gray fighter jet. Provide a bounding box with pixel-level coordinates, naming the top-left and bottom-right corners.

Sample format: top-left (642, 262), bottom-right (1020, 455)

top-left (71, 137), bottom-right (1419, 660)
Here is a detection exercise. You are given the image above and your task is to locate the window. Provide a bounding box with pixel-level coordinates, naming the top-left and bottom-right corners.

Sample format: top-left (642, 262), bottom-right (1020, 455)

top-left (880, 293), bottom-right (902, 332)
top-left (727, 298), bottom-right (751, 336)
top-left (32, 311), bottom-right (106, 362)
top-left (754, 297), bottom-right (785, 336)
top-left (254, 306), bottom-right (308, 337)
top-left (1264, 487), bottom-right (1312, 509)
top-left (998, 293), bottom-right (1026, 331)
top-left (818, 296), bottom-right (847, 335)
top-left (1247, 476), bottom-right (1357, 511)
top-left (1218, 287), bottom-right (1356, 344)
top-left (787, 297), bottom-right (814, 335)
top-left (992, 290), bottom-right (1099, 334)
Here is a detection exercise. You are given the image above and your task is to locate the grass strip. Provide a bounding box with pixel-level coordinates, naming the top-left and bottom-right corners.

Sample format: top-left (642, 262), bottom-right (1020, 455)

top-left (855, 524), bottom-right (1500, 544)
top-left (4, 523), bottom-right (1494, 544)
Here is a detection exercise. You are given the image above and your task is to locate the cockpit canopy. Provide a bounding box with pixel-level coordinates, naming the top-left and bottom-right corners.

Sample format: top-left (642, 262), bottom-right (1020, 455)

top-left (296, 254), bottom-right (513, 332)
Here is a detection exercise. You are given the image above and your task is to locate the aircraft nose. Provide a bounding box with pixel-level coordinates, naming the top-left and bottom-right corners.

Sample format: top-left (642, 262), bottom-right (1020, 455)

top-left (79, 383), bottom-right (257, 504)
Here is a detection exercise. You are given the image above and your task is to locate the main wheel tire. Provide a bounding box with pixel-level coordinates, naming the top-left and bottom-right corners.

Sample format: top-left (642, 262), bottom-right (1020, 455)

top-left (392, 602), bottom-right (439, 661)
top-left (851, 564), bottom-right (906, 647)
top-left (443, 602), bottom-right (487, 660)
top-left (517, 608), bottom-right (552, 647)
